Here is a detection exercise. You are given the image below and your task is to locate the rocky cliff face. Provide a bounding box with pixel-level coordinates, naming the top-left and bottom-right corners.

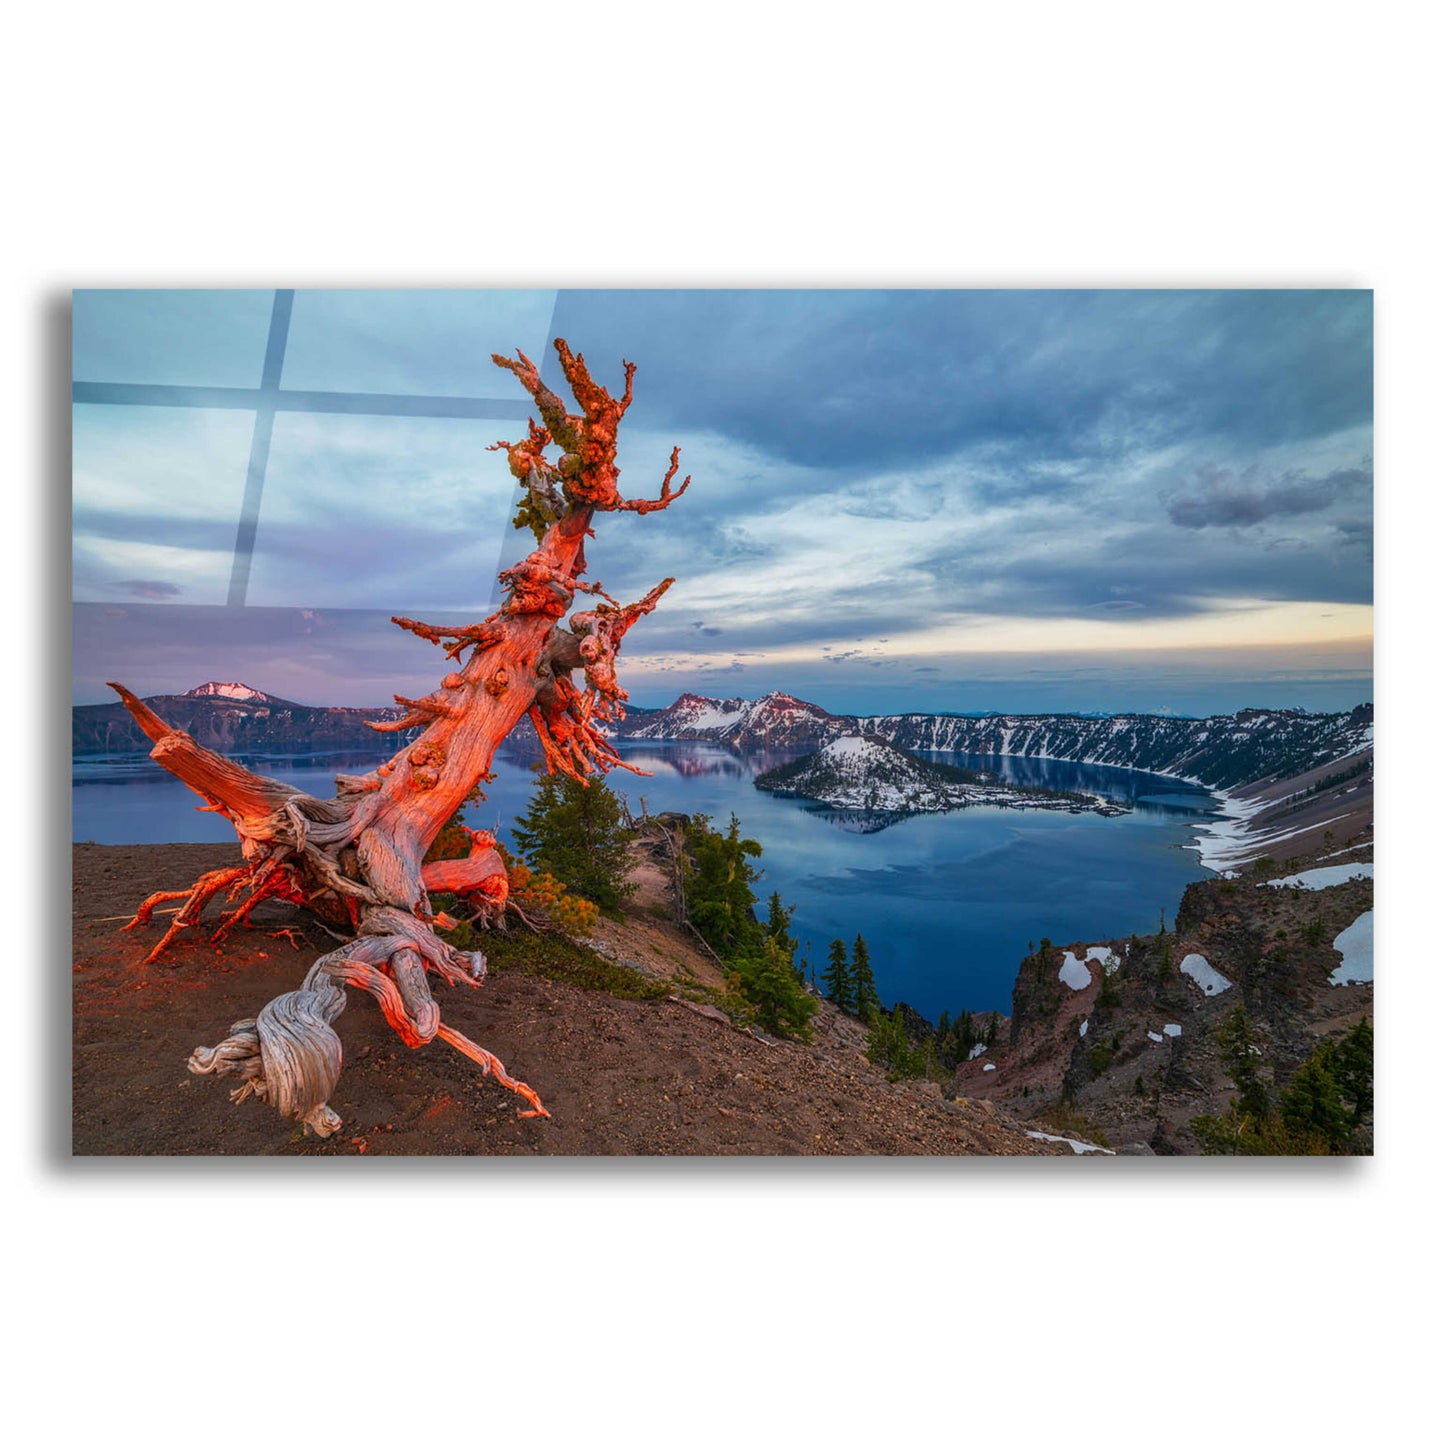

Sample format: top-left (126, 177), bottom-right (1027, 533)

top-left (618, 692), bottom-right (1374, 791)
top-left (957, 836), bottom-right (1374, 1153)
top-left (621, 690), bottom-right (835, 747)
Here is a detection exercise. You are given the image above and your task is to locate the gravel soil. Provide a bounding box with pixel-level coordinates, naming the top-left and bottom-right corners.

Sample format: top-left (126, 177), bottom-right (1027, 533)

top-left (73, 843), bottom-right (1068, 1157)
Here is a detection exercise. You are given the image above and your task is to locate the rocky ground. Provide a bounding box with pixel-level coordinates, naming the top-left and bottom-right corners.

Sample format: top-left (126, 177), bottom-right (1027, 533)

top-left (954, 836), bottom-right (1375, 1153)
top-left (73, 842), bottom-right (1074, 1157)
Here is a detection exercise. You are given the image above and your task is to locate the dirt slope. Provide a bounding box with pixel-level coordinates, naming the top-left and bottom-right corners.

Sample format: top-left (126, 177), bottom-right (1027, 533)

top-left (72, 843), bottom-right (1068, 1157)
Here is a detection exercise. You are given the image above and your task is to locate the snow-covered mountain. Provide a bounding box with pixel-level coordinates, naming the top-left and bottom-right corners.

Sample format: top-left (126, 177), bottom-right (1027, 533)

top-left (629, 690), bottom-right (835, 747)
top-left (182, 681), bottom-right (275, 703)
top-left (73, 683), bottom-right (421, 755)
top-left (754, 734), bottom-right (1123, 816)
top-left (618, 693), bottom-right (1374, 790)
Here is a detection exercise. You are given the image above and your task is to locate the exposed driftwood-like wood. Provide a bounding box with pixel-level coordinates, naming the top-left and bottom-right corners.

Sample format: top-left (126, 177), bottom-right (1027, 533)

top-left (113, 340), bottom-right (690, 1136)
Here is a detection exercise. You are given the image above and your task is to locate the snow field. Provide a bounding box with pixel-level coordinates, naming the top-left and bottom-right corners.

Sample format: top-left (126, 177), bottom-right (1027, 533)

top-left (1330, 911), bottom-right (1374, 985)
top-left (1179, 952), bottom-right (1233, 996)
top-left (1026, 1131), bottom-right (1115, 1155)
top-left (1059, 945), bottom-right (1120, 990)
top-left (1262, 862), bottom-right (1373, 892)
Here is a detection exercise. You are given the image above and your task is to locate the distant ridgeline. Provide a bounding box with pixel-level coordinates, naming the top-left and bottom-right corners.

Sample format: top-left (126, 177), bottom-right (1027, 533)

top-left (614, 691), bottom-right (1374, 791)
top-left (72, 683), bottom-right (421, 755)
top-left (74, 682), bottom-right (1374, 791)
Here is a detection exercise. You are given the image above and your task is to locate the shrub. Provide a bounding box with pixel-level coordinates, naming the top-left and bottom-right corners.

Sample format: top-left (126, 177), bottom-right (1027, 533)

top-left (867, 1006), bottom-right (926, 1080)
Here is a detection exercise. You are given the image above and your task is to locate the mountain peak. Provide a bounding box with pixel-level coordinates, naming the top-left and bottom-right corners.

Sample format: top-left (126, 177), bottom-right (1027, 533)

top-left (182, 682), bottom-right (271, 702)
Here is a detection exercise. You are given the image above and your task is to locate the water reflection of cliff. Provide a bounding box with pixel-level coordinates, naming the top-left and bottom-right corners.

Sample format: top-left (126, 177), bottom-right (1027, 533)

top-left (938, 752), bottom-right (1210, 814)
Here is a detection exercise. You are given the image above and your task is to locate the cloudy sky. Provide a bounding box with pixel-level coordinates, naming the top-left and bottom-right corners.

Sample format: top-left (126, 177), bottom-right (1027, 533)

top-left (72, 288), bottom-right (1372, 716)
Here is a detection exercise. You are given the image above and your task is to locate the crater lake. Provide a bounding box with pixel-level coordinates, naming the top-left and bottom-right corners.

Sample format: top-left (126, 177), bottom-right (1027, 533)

top-left (72, 739), bottom-right (1219, 1020)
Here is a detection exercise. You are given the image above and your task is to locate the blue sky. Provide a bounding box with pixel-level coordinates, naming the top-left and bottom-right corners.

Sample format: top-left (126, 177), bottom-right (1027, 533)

top-left (72, 288), bottom-right (1372, 716)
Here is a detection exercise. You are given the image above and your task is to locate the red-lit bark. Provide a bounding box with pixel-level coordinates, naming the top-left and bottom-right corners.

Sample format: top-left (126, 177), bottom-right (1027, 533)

top-left (111, 342), bottom-right (688, 1138)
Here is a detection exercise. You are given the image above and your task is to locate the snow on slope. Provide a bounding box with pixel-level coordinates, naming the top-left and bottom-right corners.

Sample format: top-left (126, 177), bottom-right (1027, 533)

top-left (1026, 1131), bottom-right (1115, 1155)
top-left (1262, 863), bottom-right (1374, 891)
top-left (1179, 953), bottom-right (1233, 996)
top-left (183, 681), bottom-right (271, 702)
top-left (1330, 911), bottom-right (1374, 985)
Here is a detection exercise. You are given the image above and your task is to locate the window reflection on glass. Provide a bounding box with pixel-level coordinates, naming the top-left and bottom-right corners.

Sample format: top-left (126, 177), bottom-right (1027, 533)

top-left (72, 404), bottom-right (256, 606)
top-left (280, 290), bottom-right (558, 398)
top-left (73, 290), bottom-right (275, 389)
top-left (246, 413), bottom-right (517, 612)
top-left (72, 288), bottom-right (558, 612)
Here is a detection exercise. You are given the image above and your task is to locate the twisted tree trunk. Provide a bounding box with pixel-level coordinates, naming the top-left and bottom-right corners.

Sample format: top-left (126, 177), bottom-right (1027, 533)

top-left (111, 341), bottom-right (690, 1137)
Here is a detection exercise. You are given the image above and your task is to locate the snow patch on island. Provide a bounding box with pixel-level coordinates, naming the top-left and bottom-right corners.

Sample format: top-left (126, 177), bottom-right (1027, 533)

top-left (967, 1042), bottom-right (987, 1061)
top-left (1163, 1023), bottom-right (1182, 1038)
top-left (1262, 863), bottom-right (1373, 892)
top-left (1180, 953), bottom-right (1233, 996)
top-left (982, 1062), bottom-right (996, 1072)
top-left (1330, 911), bottom-right (1374, 985)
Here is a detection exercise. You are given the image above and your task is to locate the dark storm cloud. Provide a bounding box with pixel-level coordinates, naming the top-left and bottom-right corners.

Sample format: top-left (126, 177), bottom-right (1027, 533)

top-left (1334, 518), bottom-right (1374, 553)
top-left (547, 289), bottom-right (1373, 475)
top-left (1163, 459), bottom-right (1372, 529)
top-left (917, 524), bottom-right (1374, 620)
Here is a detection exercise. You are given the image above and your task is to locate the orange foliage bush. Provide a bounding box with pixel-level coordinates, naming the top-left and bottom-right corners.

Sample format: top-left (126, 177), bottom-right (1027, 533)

top-left (502, 851), bottom-right (598, 936)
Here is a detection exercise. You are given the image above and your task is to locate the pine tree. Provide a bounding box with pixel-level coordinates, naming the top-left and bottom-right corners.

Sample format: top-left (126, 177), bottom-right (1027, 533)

top-left (1279, 1048), bottom-right (1352, 1152)
top-left (764, 890), bottom-right (800, 977)
top-left (511, 766), bottom-right (635, 913)
top-left (1156, 939), bottom-right (1172, 985)
top-left (851, 934), bottom-right (880, 1020)
top-left (1333, 1017), bottom-right (1374, 1126)
top-left (822, 937), bottom-right (853, 1010)
top-left (734, 935), bottom-right (817, 1040)
top-left (683, 813), bottom-right (766, 958)
top-left (955, 1010), bottom-right (977, 1060)
top-left (1215, 1004), bottom-right (1269, 1119)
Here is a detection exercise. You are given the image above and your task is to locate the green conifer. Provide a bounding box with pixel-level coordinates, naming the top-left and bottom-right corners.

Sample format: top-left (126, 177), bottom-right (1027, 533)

top-left (1333, 1017), bottom-right (1374, 1125)
top-left (1279, 1048), bottom-right (1352, 1152)
top-left (512, 766), bottom-right (635, 912)
top-left (851, 934), bottom-right (880, 1020)
top-left (822, 937), bottom-right (853, 1010)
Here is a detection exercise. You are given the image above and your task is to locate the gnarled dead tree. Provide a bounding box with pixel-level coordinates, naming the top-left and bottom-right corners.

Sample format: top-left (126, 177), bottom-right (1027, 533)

top-left (111, 341), bottom-right (689, 1137)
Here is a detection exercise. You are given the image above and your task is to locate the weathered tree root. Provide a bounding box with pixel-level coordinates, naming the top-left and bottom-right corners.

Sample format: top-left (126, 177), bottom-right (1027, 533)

top-left (186, 920), bottom-right (547, 1134)
top-left (122, 857), bottom-right (310, 965)
top-left (123, 866), bottom-right (253, 966)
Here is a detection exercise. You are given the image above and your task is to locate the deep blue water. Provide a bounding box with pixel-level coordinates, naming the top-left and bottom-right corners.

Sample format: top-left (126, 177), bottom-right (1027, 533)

top-left (72, 740), bottom-right (1218, 1019)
